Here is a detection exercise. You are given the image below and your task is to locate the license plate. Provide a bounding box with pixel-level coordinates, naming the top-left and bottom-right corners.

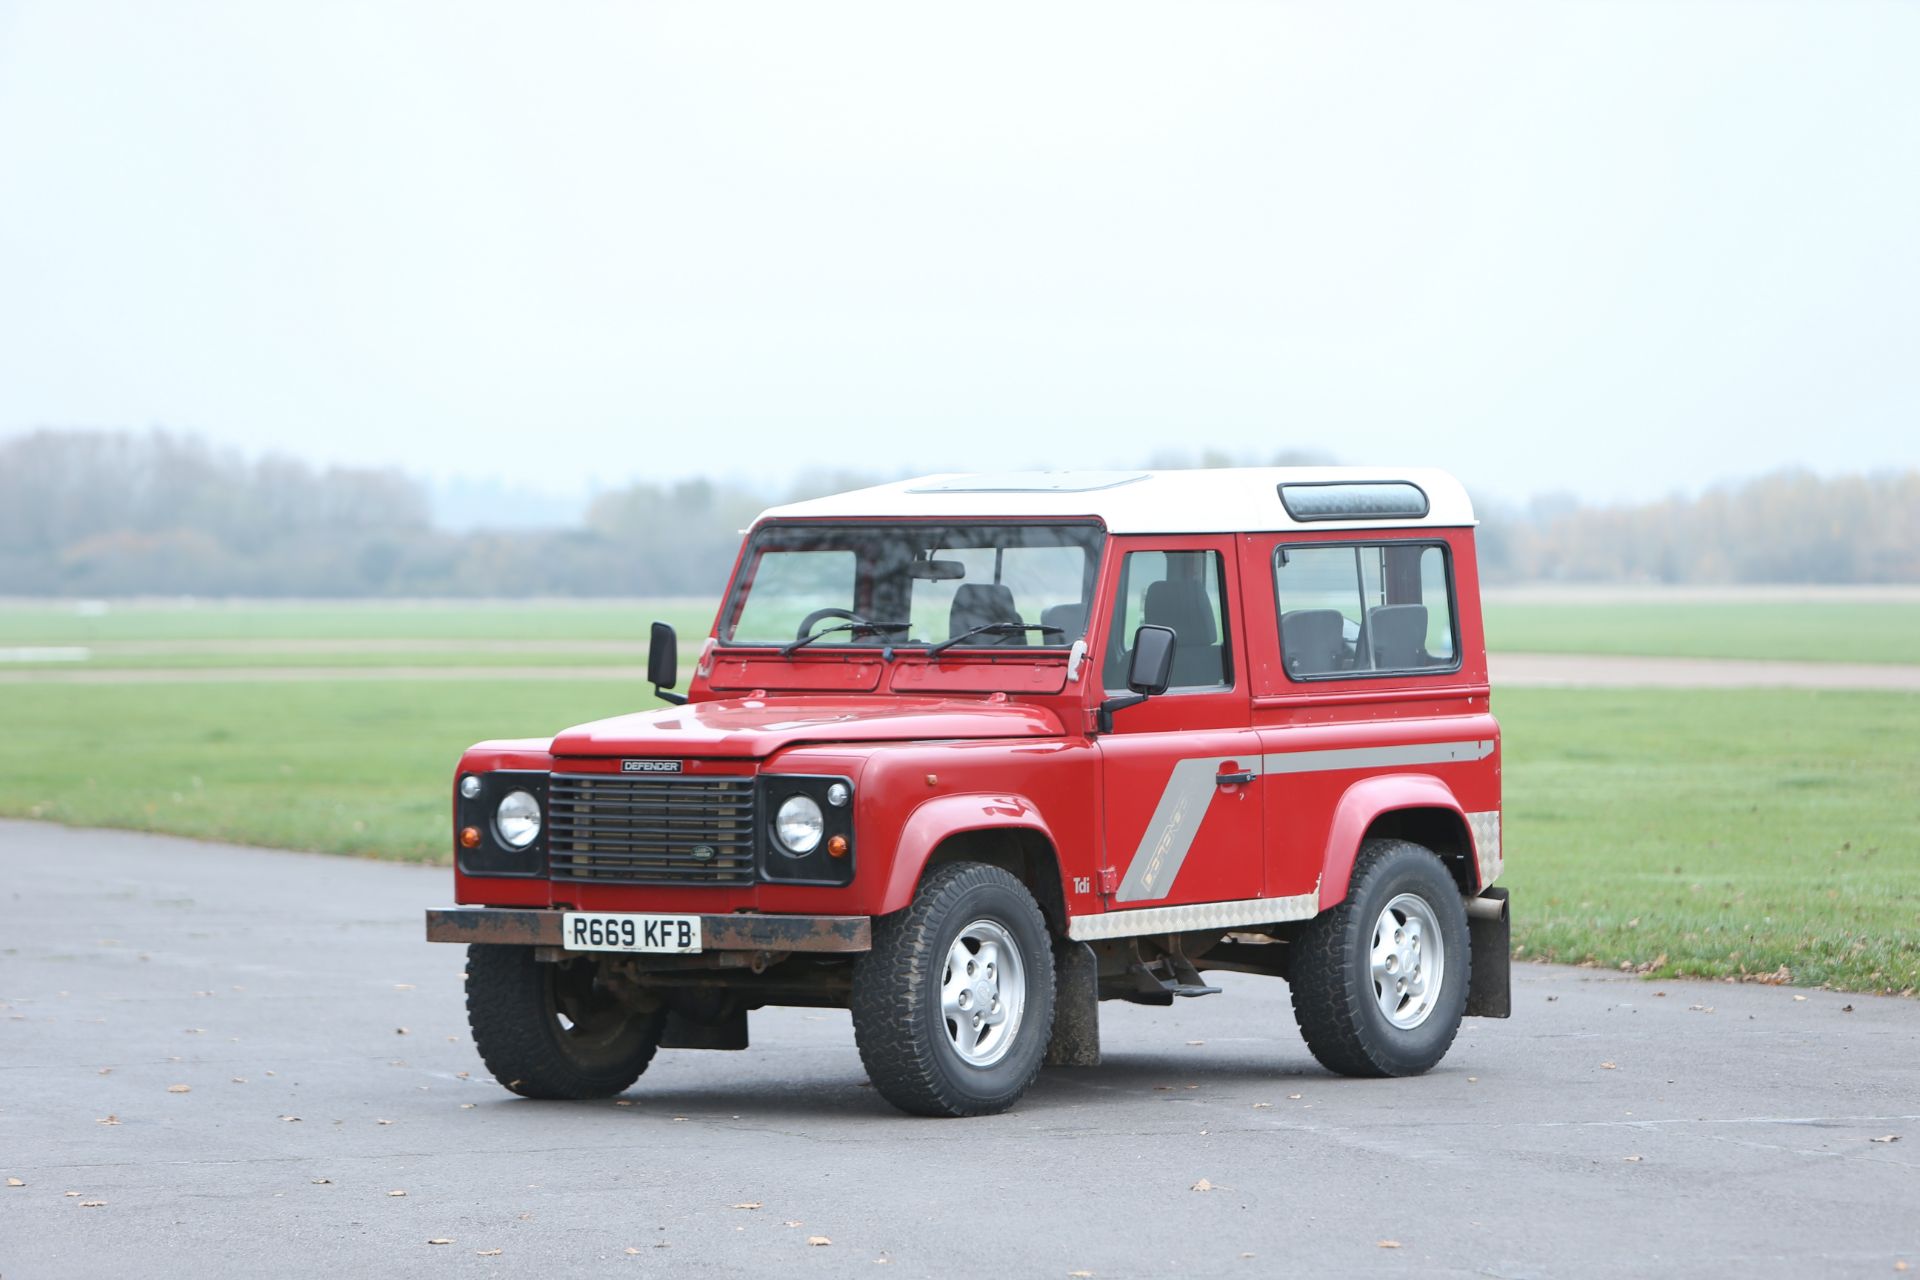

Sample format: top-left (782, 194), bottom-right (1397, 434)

top-left (560, 912), bottom-right (702, 954)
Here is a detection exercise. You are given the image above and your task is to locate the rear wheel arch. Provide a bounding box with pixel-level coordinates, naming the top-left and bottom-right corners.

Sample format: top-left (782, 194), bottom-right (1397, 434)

top-left (1316, 775), bottom-right (1478, 910)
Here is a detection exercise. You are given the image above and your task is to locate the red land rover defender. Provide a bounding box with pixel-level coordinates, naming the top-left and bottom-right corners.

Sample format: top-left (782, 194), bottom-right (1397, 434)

top-left (426, 469), bottom-right (1511, 1117)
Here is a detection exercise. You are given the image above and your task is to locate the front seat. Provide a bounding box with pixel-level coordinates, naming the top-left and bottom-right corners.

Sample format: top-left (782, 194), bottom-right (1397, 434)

top-left (1366, 604), bottom-right (1430, 670)
top-left (1280, 609), bottom-right (1346, 677)
top-left (948, 583), bottom-right (1027, 646)
top-left (1143, 578), bottom-right (1223, 685)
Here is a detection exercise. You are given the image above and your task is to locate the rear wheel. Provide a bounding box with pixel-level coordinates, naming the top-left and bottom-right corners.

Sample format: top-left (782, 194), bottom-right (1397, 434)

top-left (1289, 839), bottom-right (1470, 1077)
top-left (465, 944), bottom-right (666, 1099)
top-left (851, 862), bottom-right (1056, 1117)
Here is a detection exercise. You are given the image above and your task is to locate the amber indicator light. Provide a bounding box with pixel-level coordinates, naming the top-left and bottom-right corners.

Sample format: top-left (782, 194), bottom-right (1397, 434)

top-left (459, 826), bottom-right (482, 848)
top-left (827, 835), bottom-right (849, 858)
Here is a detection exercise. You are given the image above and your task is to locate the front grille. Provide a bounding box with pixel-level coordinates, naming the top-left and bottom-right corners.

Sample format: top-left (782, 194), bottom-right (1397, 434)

top-left (546, 774), bottom-right (757, 885)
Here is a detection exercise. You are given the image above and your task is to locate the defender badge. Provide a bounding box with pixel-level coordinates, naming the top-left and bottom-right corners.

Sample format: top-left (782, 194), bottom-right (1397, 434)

top-left (621, 759), bottom-right (683, 774)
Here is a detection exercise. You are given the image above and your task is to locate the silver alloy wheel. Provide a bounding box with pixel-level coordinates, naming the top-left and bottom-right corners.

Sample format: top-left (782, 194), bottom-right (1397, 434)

top-left (939, 919), bottom-right (1026, 1068)
top-left (1370, 892), bottom-right (1445, 1030)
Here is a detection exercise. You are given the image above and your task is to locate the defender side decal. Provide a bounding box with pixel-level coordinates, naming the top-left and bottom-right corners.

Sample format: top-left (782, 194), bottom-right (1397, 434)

top-left (1112, 739), bottom-right (1495, 905)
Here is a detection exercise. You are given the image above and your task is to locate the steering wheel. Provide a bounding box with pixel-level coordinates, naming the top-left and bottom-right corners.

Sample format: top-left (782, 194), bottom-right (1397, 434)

top-left (794, 607), bottom-right (870, 642)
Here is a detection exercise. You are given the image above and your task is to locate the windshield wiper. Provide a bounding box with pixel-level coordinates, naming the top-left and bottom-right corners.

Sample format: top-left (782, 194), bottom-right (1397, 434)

top-left (925, 622), bottom-right (1059, 659)
top-left (779, 620), bottom-right (911, 658)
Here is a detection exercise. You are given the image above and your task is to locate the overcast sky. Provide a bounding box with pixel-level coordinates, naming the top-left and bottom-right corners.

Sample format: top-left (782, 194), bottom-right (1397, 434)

top-left (2, 1), bottom-right (1916, 513)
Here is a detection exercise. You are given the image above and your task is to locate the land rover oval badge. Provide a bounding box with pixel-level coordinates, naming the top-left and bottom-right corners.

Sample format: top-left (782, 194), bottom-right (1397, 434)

top-left (690, 844), bottom-right (716, 862)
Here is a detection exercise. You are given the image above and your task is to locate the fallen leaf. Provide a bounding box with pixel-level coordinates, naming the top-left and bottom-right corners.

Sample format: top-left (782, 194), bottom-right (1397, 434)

top-left (1186, 1040), bottom-right (1205, 1046)
top-left (394, 984), bottom-right (415, 991)
top-left (427, 1238), bottom-right (453, 1245)
top-left (395, 1028), bottom-right (409, 1035)
top-left (807, 1236), bottom-right (832, 1247)
top-left (784, 1220), bottom-right (804, 1228)
top-left (456, 1071), bottom-right (470, 1080)
top-left (65, 1191), bottom-right (81, 1197)
top-left (231, 1077), bottom-right (247, 1084)
top-left (377, 1119), bottom-right (394, 1126)
top-left (1251, 1102), bottom-right (1272, 1109)
top-left (1153, 1085), bottom-right (1173, 1092)
top-left (1870, 1135), bottom-right (1901, 1144)
top-left (1600, 1062), bottom-right (1617, 1071)
top-left (1623, 1155), bottom-right (1643, 1162)
top-left (280, 1115), bottom-right (301, 1123)
top-left (1070, 1272), bottom-right (1094, 1278)
top-left (614, 1100), bottom-right (634, 1107)
top-left (389, 1190), bottom-right (407, 1197)
top-left (1793, 995), bottom-right (1807, 1002)
top-left (1895, 1260), bottom-right (1908, 1272)
top-left (671, 1116), bottom-right (688, 1122)
top-left (96, 1115), bottom-right (120, 1126)
top-left (1377, 1240), bottom-right (1402, 1249)
top-left (97, 1067), bottom-right (112, 1076)
top-left (731, 1202), bottom-right (763, 1210)
top-left (1288, 1093), bottom-right (1303, 1100)
top-left (625, 1247), bottom-right (641, 1255)
top-left (460, 1103), bottom-right (476, 1110)
top-left (476, 1249), bottom-right (502, 1256)
top-left (1842, 1004), bottom-right (1855, 1013)
top-left (311, 1178), bottom-right (332, 1185)
top-left (166, 1084), bottom-right (191, 1093)
top-left (1467, 1076), bottom-right (1479, 1083)
top-left (6, 1178), bottom-right (24, 1187)
top-left (81, 1200), bottom-right (107, 1208)
top-left (1191, 1179), bottom-right (1214, 1192)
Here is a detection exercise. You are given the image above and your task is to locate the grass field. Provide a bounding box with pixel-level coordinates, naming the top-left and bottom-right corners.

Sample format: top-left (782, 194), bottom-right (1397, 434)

top-left (1483, 600), bottom-right (1920, 665)
top-left (1, 677), bottom-right (1914, 993)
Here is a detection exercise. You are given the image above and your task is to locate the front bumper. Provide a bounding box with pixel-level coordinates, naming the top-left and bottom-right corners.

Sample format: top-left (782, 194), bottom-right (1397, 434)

top-left (424, 906), bottom-right (872, 953)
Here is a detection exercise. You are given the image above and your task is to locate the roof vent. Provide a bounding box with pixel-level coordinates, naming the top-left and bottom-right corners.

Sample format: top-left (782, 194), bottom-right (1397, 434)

top-left (1278, 481), bottom-right (1430, 522)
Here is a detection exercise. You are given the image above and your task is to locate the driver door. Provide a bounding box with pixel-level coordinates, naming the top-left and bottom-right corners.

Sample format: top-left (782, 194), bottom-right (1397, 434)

top-left (1094, 540), bottom-right (1264, 909)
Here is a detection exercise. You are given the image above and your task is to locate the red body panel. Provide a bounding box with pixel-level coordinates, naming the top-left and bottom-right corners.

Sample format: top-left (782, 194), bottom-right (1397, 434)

top-left (450, 520), bottom-right (1503, 932)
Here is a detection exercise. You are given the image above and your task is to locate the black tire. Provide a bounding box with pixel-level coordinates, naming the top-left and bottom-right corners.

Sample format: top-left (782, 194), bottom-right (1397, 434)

top-left (1289, 839), bottom-right (1471, 1078)
top-left (465, 944), bottom-right (666, 1100)
top-left (851, 863), bottom-right (1056, 1117)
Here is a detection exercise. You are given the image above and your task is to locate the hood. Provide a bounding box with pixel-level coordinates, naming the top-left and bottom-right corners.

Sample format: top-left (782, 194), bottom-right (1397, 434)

top-left (548, 695), bottom-right (1067, 759)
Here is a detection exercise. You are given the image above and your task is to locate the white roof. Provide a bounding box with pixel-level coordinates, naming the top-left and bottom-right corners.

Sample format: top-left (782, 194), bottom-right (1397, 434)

top-left (757, 468), bottom-right (1476, 534)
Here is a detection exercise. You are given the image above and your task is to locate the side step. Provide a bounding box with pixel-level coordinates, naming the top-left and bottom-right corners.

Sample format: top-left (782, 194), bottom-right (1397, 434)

top-left (1128, 953), bottom-right (1222, 1002)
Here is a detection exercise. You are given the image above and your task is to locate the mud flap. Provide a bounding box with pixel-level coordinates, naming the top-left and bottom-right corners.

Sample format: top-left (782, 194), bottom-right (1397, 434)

top-left (1465, 887), bottom-right (1511, 1019)
top-left (1045, 940), bottom-right (1101, 1067)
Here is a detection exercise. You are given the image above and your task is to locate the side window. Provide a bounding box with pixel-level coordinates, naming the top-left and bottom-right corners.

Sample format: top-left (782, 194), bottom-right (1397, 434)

top-left (1275, 543), bottom-right (1457, 679)
top-left (1102, 550), bottom-right (1231, 692)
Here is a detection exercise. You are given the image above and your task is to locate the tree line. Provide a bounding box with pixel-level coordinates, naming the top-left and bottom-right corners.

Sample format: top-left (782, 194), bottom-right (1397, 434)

top-left (0, 429), bottom-right (1914, 596)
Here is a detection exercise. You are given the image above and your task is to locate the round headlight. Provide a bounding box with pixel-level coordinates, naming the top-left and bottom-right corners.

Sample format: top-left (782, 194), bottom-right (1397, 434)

top-left (494, 789), bottom-right (542, 849)
top-left (774, 794), bottom-right (824, 854)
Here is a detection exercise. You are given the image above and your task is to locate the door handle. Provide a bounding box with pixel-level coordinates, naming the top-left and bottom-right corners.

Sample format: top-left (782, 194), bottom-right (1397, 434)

top-left (1215, 771), bottom-right (1256, 787)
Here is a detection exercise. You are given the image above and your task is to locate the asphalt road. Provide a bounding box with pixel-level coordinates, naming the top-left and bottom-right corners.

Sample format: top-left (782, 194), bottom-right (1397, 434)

top-left (2, 821), bottom-right (1915, 1279)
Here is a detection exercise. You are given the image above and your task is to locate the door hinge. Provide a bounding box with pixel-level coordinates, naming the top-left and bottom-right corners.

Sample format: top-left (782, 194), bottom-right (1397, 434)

top-left (1097, 866), bottom-right (1119, 896)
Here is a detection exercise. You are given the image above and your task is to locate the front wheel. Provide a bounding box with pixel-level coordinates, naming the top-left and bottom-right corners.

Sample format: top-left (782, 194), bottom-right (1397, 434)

top-left (465, 945), bottom-right (666, 1099)
top-left (851, 863), bottom-right (1056, 1117)
top-left (1288, 839), bottom-right (1471, 1077)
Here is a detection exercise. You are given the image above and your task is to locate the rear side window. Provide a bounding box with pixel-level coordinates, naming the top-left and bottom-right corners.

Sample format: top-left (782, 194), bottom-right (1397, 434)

top-left (1274, 543), bottom-right (1457, 680)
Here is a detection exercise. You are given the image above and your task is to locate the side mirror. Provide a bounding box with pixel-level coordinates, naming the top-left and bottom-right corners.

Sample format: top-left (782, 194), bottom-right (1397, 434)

top-left (1126, 624), bottom-right (1176, 696)
top-left (648, 621), bottom-right (688, 705)
top-left (1098, 624), bottom-right (1177, 732)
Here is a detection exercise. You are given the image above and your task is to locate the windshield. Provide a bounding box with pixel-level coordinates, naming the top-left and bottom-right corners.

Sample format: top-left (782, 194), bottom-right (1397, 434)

top-left (721, 522), bottom-right (1105, 652)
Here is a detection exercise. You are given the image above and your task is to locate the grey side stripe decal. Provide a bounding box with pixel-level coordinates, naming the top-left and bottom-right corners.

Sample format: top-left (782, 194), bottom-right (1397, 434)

top-left (1111, 739), bottom-right (1493, 906)
top-left (1259, 739), bottom-right (1494, 775)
